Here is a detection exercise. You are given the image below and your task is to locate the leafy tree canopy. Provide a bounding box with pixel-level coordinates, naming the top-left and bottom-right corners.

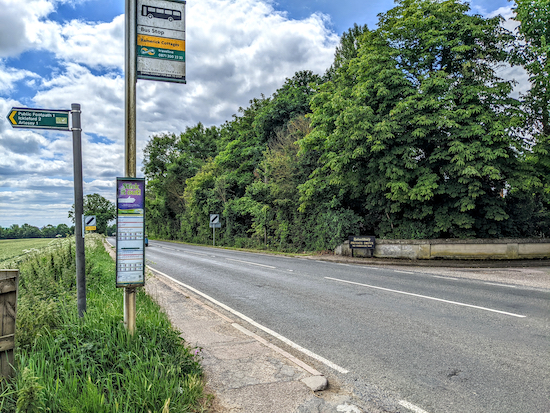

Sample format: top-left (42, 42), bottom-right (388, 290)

top-left (69, 193), bottom-right (115, 235)
top-left (300, 0), bottom-right (522, 238)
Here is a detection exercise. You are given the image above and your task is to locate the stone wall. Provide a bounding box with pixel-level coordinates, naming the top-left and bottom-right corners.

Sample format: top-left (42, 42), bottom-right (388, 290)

top-left (335, 238), bottom-right (550, 260)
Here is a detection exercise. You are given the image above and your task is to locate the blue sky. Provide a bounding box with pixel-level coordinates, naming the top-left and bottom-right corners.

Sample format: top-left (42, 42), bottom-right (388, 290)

top-left (0, 0), bottom-right (522, 228)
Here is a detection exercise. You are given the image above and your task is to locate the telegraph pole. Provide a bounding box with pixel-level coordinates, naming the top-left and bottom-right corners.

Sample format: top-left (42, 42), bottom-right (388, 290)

top-left (124, 0), bottom-right (137, 335)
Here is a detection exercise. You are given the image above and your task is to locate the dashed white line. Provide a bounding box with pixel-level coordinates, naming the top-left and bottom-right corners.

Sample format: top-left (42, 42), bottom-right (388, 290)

top-left (484, 282), bottom-right (517, 288)
top-left (399, 400), bottom-right (430, 413)
top-left (325, 277), bottom-right (526, 318)
top-left (226, 258), bottom-right (276, 269)
top-left (183, 250), bottom-right (209, 256)
top-left (394, 270), bottom-right (415, 274)
top-left (431, 275), bottom-right (458, 280)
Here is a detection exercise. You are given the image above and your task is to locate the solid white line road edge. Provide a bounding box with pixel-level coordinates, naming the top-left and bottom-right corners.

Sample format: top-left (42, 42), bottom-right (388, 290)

top-left (231, 323), bottom-right (323, 376)
top-left (148, 266), bottom-right (350, 374)
top-left (326, 277), bottom-right (526, 318)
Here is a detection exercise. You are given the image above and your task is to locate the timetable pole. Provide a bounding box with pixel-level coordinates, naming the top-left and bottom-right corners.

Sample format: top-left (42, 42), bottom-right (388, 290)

top-left (124, 0), bottom-right (138, 335)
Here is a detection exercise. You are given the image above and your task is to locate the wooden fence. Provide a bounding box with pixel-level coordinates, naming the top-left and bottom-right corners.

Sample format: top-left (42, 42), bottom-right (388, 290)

top-left (0, 270), bottom-right (18, 379)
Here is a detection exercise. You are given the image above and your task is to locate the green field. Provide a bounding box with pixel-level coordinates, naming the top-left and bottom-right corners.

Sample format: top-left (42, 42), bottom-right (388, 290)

top-left (0, 238), bottom-right (65, 266)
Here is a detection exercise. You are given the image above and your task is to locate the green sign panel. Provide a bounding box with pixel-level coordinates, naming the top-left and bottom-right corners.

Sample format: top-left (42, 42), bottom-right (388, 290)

top-left (7, 107), bottom-right (70, 131)
top-left (138, 46), bottom-right (185, 61)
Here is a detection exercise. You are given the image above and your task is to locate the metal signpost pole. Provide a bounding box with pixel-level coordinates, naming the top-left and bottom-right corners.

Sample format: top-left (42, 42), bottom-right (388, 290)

top-left (7, 105), bottom-right (82, 317)
top-left (124, 0), bottom-right (138, 335)
top-left (71, 103), bottom-right (86, 317)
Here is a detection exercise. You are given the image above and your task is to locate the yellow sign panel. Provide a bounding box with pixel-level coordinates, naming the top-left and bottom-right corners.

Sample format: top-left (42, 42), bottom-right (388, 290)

top-left (137, 35), bottom-right (185, 51)
top-left (85, 226), bottom-right (97, 231)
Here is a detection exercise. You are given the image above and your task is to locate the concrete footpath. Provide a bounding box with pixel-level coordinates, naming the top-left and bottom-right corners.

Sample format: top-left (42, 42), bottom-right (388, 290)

top-left (105, 241), bottom-right (550, 412)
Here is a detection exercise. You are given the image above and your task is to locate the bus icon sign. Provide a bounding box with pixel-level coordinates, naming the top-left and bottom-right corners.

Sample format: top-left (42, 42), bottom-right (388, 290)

top-left (142, 5), bottom-right (182, 21)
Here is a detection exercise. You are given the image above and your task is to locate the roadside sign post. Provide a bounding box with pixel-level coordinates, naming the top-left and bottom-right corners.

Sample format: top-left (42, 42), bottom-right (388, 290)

top-left (123, 0), bottom-right (186, 334)
top-left (136, 0), bottom-right (186, 83)
top-left (71, 104), bottom-right (86, 317)
top-left (84, 215), bottom-right (97, 231)
top-left (209, 214), bottom-right (221, 246)
top-left (116, 178), bottom-right (146, 289)
top-left (349, 236), bottom-right (376, 258)
top-left (6, 104), bottom-right (86, 318)
top-left (124, 0), bottom-right (138, 335)
top-left (7, 108), bottom-right (70, 130)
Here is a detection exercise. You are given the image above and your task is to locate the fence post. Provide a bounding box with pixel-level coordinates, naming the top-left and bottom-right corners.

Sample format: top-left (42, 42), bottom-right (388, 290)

top-left (0, 270), bottom-right (18, 379)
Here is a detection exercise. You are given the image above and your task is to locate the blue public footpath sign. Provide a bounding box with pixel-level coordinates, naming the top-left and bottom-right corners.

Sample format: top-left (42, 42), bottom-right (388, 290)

top-left (116, 178), bottom-right (146, 287)
top-left (7, 107), bottom-right (70, 131)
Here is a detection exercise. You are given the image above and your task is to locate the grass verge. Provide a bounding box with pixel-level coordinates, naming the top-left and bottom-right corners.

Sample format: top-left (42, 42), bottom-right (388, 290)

top-left (0, 235), bottom-right (208, 412)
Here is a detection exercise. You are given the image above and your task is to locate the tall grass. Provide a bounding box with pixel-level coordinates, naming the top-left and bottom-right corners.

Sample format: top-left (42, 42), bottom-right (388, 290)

top-left (0, 238), bottom-right (70, 267)
top-left (1, 235), bottom-right (207, 412)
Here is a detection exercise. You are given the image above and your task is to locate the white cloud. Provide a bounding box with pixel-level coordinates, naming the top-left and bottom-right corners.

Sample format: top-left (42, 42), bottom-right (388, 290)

top-left (0, 0), bottom-right (339, 227)
top-left (52, 15), bottom-right (125, 69)
top-left (0, 62), bottom-right (40, 95)
top-left (0, 0), bottom-right (56, 57)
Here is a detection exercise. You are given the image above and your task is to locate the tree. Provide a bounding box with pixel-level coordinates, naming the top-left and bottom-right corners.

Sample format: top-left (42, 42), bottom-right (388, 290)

top-left (69, 193), bottom-right (115, 235)
top-left (300, 0), bottom-right (522, 238)
top-left (253, 70), bottom-right (324, 143)
top-left (56, 224), bottom-right (71, 237)
top-left (514, 0), bottom-right (550, 138)
top-left (142, 124), bottom-right (219, 239)
top-left (325, 23), bottom-right (370, 81)
top-left (21, 223), bottom-right (41, 238)
top-left (41, 224), bottom-right (57, 238)
top-left (513, 0), bottom-right (550, 198)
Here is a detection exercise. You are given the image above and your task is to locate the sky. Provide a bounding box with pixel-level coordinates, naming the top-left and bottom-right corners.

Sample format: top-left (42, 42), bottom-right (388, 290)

top-left (0, 0), bottom-right (525, 228)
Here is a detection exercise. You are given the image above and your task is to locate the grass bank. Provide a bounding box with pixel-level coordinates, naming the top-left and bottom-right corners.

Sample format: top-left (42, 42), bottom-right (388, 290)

top-left (0, 235), bottom-right (208, 412)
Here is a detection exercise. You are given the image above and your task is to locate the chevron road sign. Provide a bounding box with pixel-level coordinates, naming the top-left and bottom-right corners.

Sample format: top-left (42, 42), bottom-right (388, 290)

top-left (84, 216), bottom-right (97, 231)
top-left (209, 214), bottom-right (221, 228)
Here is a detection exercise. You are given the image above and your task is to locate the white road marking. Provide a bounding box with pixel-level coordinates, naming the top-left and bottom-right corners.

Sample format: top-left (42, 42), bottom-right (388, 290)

top-left (484, 282), bottom-right (517, 288)
top-left (325, 277), bottom-right (526, 318)
top-left (394, 270), bottom-right (415, 274)
top-left (182, 250), bottom-right (208, 256)
top-left (431, 275), bottom-right (458, 280)
top-left (399, 400), bottom-right (431, 413)
top-left (232, 323), bottom-right (322, 376)
top-left (226, 258), bottom-right (276, 269)
top-left (336, 404), bottom-right (363, 413)
top-left (148, 267), bottom-right (349, 374)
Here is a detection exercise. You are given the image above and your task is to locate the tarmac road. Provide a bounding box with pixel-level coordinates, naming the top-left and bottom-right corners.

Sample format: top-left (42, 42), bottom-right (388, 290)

top-left (109, 238), bottom-right (550, 413)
